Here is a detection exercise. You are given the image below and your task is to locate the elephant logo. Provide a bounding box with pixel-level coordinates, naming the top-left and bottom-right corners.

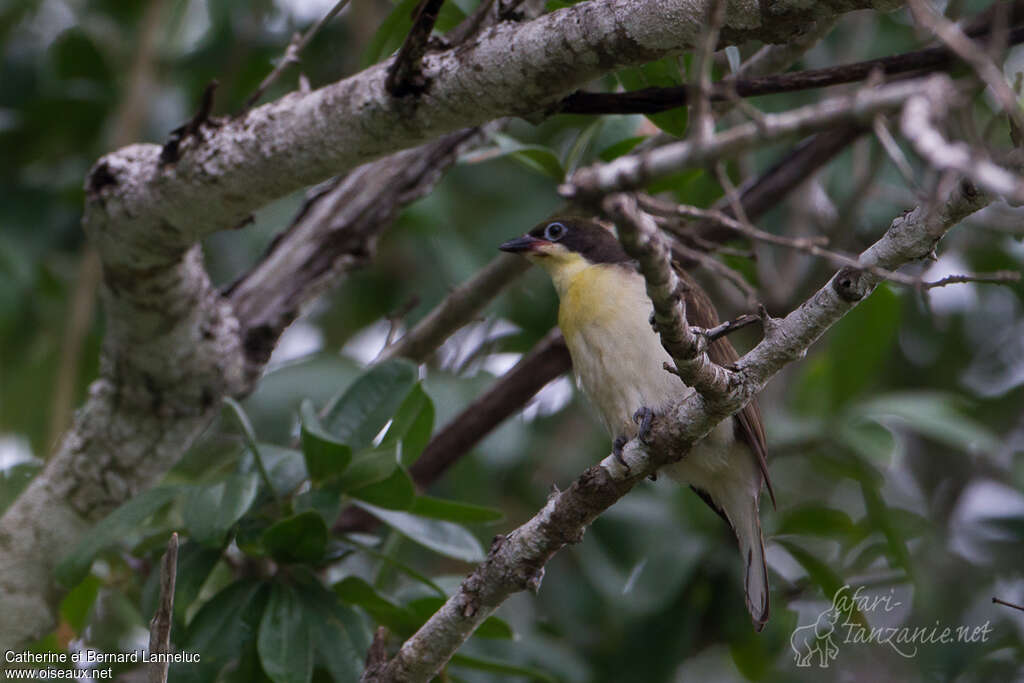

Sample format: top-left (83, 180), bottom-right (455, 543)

top-left (790, 606), bottom-right (842, 668)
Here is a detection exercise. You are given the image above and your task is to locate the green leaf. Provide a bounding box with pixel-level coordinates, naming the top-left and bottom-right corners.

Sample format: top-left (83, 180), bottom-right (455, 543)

top-left (598, 135), bottom-right (645, 162)
top-left (294, 579), bottom-right (364, 683)
top-left (183, 473), bottom-right (261, 546)
top-left (354, 501), bottom-right (485, 562)
top-left (616, 57), bottom-right (688, 137)
top-left (294, 488), bottom-right (344, 529)
top-left (407, 597), bottom-right (513, 639)
top-left (175, 579), bottom-right (270, 683)
top-left (775, 539), bottom-right (866, 628)
top-left (223, 397), bottom-right (279, 499)
top-left (837, 415), bottom-right (897, 466)
top-left (489, 132), bottom-right (566, 181)
top-left (856, 392), bottom-right (999, 455)
top-left (859, 482), bottom-right (911, 572)
top-left (262, 511), bottom-right (329, 565)
top-left (334, 576), bottom-right (420, 634)
top-left (335, 446), bottom-right (398, 492)
top-left (383, 383), bottom-right (434, 467)
top-left (362, 0), bottom-right (418, 66)
top-left (300, 399), bottom-right (352, 483)
top-left (350, 466), bottom-right (416, 510)
top-left (449, 654), bottom-right (557, 682)
top-left (259, 444), bottom-right (309, 495)
top-left (409, 496), bottom-right (504, 523)
top-left (258, 583), bottom-right (314, 683)
top-left (323, 360), bottom-right (418, 451)
top-left (60, 575), bottom-right (101, 632)
top-left (56, 486), bottom-right (180, 587)
top-left (775, 506), bottom-right (856, 540)
top-left (794, 286), bottom-right (900, 414)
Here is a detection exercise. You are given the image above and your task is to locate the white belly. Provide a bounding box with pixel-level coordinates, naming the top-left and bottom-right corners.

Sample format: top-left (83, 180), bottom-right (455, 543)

top-left (558, 265), bottom-right (740, 489)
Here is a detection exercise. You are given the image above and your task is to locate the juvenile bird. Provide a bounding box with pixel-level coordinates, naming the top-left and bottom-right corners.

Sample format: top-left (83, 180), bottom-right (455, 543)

top-left (500, 216), bottom-right (773, 630)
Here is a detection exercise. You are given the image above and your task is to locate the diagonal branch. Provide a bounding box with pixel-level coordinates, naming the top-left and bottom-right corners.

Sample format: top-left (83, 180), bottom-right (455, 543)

top-left (366, 171), bottom-right (999, 683)
top-left (377, 254), bottom-right (531, 363)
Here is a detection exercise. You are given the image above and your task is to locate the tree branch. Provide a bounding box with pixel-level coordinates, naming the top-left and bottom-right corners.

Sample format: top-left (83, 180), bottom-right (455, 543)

top-left (148, 533), bottom-right (178, 683)
top-left (564, 76), bottom-right (959, 197)
top-left (377, 254), bottom-right (531, 363)
top-left (368, 169), bottom-right (999, 683)
top-left (563, 31), bottom-right (1024, 115)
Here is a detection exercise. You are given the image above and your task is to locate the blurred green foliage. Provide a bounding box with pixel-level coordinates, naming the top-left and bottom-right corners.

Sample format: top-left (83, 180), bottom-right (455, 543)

top-left (2, 1), bottom-right (1024, 682)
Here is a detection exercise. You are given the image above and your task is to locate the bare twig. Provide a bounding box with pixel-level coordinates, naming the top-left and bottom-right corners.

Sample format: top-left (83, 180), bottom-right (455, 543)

top-left (873, 114), bottom-right (924, 194)
top-left (695, 313), bottom-right (760, 343)
top-left (557, 24), bottom-right (1024, 116)
top-left (386, 0), bottom-right (447, 97)
top-left (565, 77), bottom-right (951, 197)
top-left (670, 241), bottom-right (759, 309)
top-left (900, 82), bottom-right (1024, 202)
top-left (689, 0), bottom-right (726, 144)
top-left (908, 0), bottom-right (1024, 132)
top-left (993, 596), bottom-right (1024, 612)
top-left (378, 254), bottom-right (530, 363)
top-left (148, 533), bottom-right (178, 683)
top-left (242, 0), bottom-right (353, 111)
top-left (921, 270), bottom-right (1020, 288)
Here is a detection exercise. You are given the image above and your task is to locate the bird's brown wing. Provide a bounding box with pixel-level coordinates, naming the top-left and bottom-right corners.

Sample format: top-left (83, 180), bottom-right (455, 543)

top-left (675, 266), bottom-right (776, 507)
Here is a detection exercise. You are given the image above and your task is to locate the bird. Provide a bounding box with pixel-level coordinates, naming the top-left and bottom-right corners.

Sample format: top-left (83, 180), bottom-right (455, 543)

top-left (500, 216), bottom-right (773, 630)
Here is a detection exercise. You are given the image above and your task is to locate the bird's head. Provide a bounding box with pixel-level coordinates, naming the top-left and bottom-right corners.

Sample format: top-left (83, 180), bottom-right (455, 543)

top-left (499, 217), bottom-right (630, 276)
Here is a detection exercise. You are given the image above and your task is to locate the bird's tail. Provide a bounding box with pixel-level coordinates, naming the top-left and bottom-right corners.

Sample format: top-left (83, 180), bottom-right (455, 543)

top-left (719, 483), bottom-right (770, 631)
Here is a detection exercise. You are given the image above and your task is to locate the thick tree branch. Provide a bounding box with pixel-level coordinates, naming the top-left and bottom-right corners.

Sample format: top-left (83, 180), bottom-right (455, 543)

top-left (368, 169), bottom-right (999, 683)
top-left (83, 0), bottom-right (899, 274)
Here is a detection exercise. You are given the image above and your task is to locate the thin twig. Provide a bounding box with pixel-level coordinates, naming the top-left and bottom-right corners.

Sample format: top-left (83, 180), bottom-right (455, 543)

top-left (242, 0), bottom-right (353, 111)
top-left (908, 0), bottom-right (1024, 132)
top-left (689, 0), bottom-right (726, 144)
top-left (993, 596), bottom-right (1024, 612)
top-left (872, 114), bottom-right (924, 195)
top-left (921, 270), bottom-right (1020, 288)
top-left (565, 77), bottom-right (954, 197)
top-left (378, 254), bottom-right (530, 363)
top-left (148, 533), bottom-right (178, 683)
top-left (386, 0), bottom-right (447, 97)
top-left (641, 195), bottom-right (1017, 292)
top-left (557, 25), bottom-right (1024, 116)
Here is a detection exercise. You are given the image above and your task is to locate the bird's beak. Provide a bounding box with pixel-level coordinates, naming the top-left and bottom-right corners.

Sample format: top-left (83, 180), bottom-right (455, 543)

top-left (499, 234), bottom-right (547, 253)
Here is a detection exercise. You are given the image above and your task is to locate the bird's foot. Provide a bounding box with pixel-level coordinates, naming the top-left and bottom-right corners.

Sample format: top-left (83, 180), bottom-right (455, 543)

top-left (633, 406), bottom-right (654, 444)
top-left (612, 435), bottom-right (630, 469)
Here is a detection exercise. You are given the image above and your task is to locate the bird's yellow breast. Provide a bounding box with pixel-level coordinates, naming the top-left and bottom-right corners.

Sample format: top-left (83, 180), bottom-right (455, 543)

top-left (556, 263), bottom-right (629, 339)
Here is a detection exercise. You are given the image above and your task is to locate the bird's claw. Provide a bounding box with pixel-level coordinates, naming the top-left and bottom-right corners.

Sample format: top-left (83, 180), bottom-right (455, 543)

top-left (612, 435), bottom-right (629, 469)
top-left (633, 406), bottom-right (654, 444)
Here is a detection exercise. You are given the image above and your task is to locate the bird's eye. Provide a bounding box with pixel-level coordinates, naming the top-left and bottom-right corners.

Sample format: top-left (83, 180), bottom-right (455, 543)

top-left (544, 222), bottom-right (567, 241)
